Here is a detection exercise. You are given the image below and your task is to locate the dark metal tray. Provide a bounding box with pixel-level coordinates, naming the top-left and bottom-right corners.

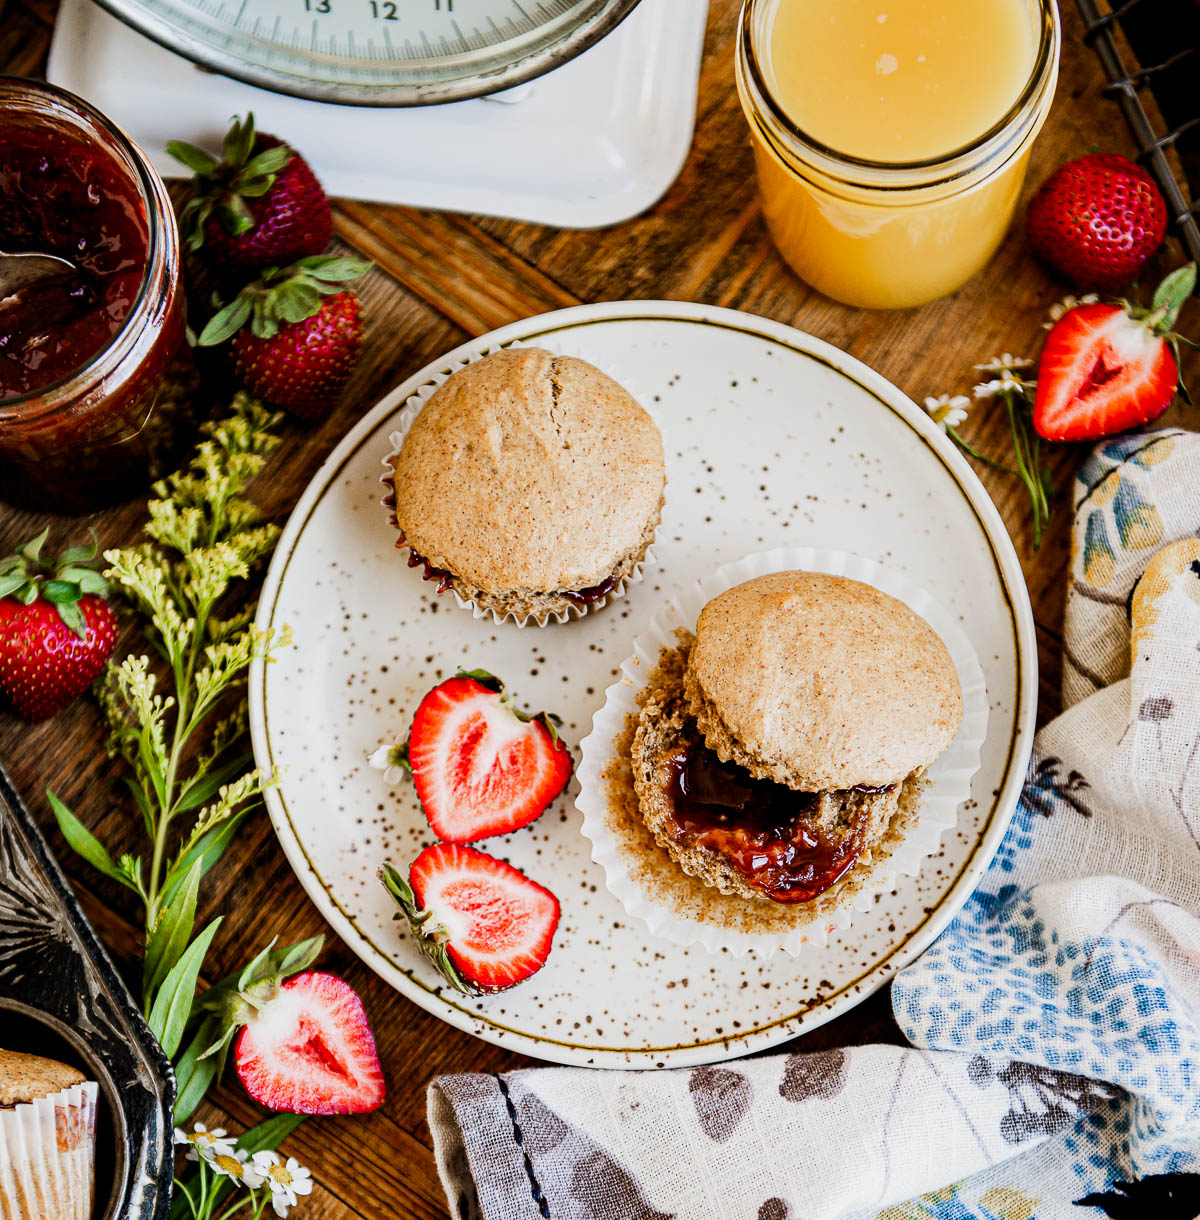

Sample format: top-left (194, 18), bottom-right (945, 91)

top-left (0, 764), bottom-right (174, 1220)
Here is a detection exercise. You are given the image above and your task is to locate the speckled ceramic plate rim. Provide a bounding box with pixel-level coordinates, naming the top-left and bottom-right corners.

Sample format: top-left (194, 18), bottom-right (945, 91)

top-left (248, 300), bottom-right (1038, 1069)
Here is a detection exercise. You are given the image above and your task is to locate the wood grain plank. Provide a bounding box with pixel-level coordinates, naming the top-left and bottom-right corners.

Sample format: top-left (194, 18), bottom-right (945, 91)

top-left (3, 3), bottom-right (1199, 1219)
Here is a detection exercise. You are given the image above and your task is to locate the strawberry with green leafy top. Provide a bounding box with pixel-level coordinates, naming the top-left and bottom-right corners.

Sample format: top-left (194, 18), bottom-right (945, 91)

top-left (169, 113), bottom-right (332, 272)
top-left (198, 256), bottom-right (368, 420)
top-left (382, 846), bottom-right (561, 995)
top-left (1034, 263), bottom-right (1197, 442)
top-left (192, 935), bottom-right (385, 1115)
top-left (0, 531), bottom-right (117, 722)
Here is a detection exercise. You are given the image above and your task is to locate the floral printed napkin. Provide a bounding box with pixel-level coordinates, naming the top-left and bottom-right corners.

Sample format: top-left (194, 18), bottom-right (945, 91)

top-left (427, 428), bottom-right (1200, 1220)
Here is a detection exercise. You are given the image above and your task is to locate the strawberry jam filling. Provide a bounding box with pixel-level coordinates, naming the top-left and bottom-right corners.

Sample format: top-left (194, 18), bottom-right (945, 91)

top-left (0, 126), bottom-right (149, 399)
top-left (662, 735), bottom-right (877, 903)
top-left (393, 527), bottom-right (619, 605)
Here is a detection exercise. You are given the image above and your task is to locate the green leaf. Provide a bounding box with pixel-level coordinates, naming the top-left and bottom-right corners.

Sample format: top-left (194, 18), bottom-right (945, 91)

top-left (273, 282), bottom-right (321, 324)
top-left (1152, 262), bottom-right (1196, 330)
top-left (57, 536), bottom-right (99, 567)
top-left (19, 529), bottom-right (48, 566)
top-left (165, 140), bottom-right (218, 177)
top-left (236, 938), bottom-right (278, 990)
top-left (274, 934), bottom-right (323, 978)
top-left (237, 1113), bottom-right (304, 1154)
top-left (297, 257), bottom-right (371, 283)
top-left (225, 112), bottom-right (257, 168)
top-left (241, 146), bottom-right (291, 179)
top-left (0, 573), bottom-right (26, 598)
top-left (47, 792), bottom-right (139, 892)
top-left (236, 175), bottom-right (274, 199)
top-left (143, 860), bottom-right (201, 1005)
top-left (41, 580), bottom-right (78, 604)
top-left (175, 753), bottom-right (254, 814)
top-left (146, 917), bottom-right (221, 1057)
top-left (171, 1018), bottom-right (220, 1125)
top-left (197, 296), bottom-right (253, 347)
top-left (159, 809), bottom-right (252, 908)
top-left (217, 196), bottom-right (255, 236)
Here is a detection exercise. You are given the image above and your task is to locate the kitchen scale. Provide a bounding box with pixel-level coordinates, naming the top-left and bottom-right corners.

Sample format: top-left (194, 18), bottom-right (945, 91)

top-left (47, 0), bottom-right (708, 226)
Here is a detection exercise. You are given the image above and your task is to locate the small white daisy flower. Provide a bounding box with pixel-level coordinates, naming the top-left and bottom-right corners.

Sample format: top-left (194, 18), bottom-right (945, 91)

top-left (204, 1145), bottom-right (265, 1189)
top-left (368, 742), bottom-right (409, 785)
top-left (973, 353), bottom-right (1034, 374)
top-left (974, 371), bottom-right (1033, 399)
top-left (1043, 294), bottom-right (1099, 328)
top-left (253, 1151), bottom-right (314, 1212)
top-left (923, 393), bottom-right (970, 431)
top-left (174, 1122), bottom-right (235, 1162)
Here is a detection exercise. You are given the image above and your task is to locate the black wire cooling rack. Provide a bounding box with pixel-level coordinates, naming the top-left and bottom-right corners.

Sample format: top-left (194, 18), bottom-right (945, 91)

top-left (1075, 0), bottom-right (1200, 276)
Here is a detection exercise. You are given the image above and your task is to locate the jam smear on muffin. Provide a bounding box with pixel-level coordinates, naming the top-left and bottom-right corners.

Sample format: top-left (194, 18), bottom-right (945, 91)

top-left (662, 732), bottom-right (878, 902)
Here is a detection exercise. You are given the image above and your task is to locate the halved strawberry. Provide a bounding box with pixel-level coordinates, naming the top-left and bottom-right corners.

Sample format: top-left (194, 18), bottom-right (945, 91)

top-left (403, 669), bottom-right (572, 842)
top-left (1034, 264), bottom-right (1195, 442)
top-left (381, 846), bottom-right (561, 995)
top-left (232, 972), bottom-right (385, 1115)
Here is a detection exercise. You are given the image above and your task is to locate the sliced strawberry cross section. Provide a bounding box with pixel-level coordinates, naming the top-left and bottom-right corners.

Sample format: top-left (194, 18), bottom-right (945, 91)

top-left (405, 670), bottom-right (572, 842)
top-left (233, 972), bottom-right (385, 1115)
top-left (381, 846), bottom-right (561, 995)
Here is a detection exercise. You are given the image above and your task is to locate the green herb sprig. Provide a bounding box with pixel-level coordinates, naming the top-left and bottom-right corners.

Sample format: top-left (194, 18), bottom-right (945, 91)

top-left (49, 393), bottom-right (292, 1060)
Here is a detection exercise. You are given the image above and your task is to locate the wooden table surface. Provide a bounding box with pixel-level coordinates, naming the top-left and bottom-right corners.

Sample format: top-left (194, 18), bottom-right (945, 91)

top-left (3, 2), bottom-right (1197, 1216)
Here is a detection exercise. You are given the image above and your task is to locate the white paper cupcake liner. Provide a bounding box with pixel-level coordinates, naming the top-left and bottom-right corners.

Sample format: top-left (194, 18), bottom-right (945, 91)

top-left (380, 339), bottom-right (670, 628)
top-left (575, 547), bottom-right (989, 958)
top-left (0, 1081), bottom-right (98, 1220)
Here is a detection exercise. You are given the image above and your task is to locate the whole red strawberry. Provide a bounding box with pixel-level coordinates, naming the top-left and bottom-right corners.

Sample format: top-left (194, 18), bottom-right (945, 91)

top-left (0, 531), bottom-right (117, 722)
top-left (198, 256), bottom-right (368, 419)
top-left (168, 113), bottom-right (332, 272)
top-left (1027, 153), bottom-right (1167, 294)
top-left (1033, 263), bottom-right (1194, 441)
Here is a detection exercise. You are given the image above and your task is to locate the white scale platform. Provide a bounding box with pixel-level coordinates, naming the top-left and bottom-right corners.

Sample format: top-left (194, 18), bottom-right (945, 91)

top-left (47, 0), bottom-right (708, 228)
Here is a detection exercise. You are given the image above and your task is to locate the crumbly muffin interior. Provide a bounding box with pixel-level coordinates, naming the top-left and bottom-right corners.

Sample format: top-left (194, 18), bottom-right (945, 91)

top-left (601, 636), bottom-right (926, 934)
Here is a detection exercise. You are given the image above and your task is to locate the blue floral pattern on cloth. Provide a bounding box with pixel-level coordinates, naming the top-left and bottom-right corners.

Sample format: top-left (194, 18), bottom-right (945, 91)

top-left (888, 428), bottom-right (1200, 1219)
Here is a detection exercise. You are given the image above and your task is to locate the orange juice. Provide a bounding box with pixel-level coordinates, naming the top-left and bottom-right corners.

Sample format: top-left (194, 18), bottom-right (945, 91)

top-left (736, 0), bottom-right (1060, 308)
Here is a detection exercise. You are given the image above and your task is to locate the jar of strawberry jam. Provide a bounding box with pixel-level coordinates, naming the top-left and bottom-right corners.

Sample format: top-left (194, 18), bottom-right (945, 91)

top-left (0, 78), bottom-right (199, 512)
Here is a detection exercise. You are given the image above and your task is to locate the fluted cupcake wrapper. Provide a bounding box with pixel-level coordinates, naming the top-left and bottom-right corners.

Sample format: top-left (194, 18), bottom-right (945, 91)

top-left (575, 547), bottom-right (989, 958)
top-left (0, 1080), bottom-right (97, 1220)
top-left (379, 338), bottom-right (670, 628)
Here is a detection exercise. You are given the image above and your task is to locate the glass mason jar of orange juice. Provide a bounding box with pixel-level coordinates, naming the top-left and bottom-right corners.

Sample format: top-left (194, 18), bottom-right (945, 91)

top-left (736, 0), bottom-right (1060, 309)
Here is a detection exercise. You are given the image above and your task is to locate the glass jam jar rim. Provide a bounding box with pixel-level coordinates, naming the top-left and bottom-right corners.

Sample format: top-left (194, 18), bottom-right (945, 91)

top-left (737, 0), bottom-right (1060, 193)
top-left (0, 75), bottom-right (163, 412)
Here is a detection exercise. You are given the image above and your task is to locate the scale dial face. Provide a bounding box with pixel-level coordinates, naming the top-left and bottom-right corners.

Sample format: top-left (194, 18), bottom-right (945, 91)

top-left (92, 0), bottom-right (643, 105)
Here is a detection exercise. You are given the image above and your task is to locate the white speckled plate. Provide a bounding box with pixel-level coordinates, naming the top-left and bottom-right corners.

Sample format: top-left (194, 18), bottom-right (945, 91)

top-left (248, 301), bottom-right (1037, 1070)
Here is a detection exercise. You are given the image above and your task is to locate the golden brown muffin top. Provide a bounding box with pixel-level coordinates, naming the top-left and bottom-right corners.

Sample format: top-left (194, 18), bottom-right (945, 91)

top-left (686, 571), bottom-right (963, 790)
top-left (390, 348), bottom-right (665, 593)
top-left (0, 1048), bottom-right (86, 1106)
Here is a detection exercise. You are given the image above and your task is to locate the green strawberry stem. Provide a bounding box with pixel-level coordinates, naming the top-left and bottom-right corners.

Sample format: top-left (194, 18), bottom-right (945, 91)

top-left (0, 529), bottom-right (108, 640)
top-left (198, 256), bottom-right (370, 346)
top-left (169, 113), bottom-right (296, 246)
top-left (945, 427), bottom-right (1018, 477)
top-left (379, 863), bottom-right (478, 996)
top-left (1001, 388), bottom-right (1053, 550)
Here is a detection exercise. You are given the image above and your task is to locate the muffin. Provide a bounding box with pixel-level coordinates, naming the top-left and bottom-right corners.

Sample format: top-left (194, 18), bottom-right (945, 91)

top-left (0, 1048), bottom-right (98, 1220)
top-left (631, 571), bottom-right (963, 904)
top-left (385, 348), bottom-right (665, 624)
